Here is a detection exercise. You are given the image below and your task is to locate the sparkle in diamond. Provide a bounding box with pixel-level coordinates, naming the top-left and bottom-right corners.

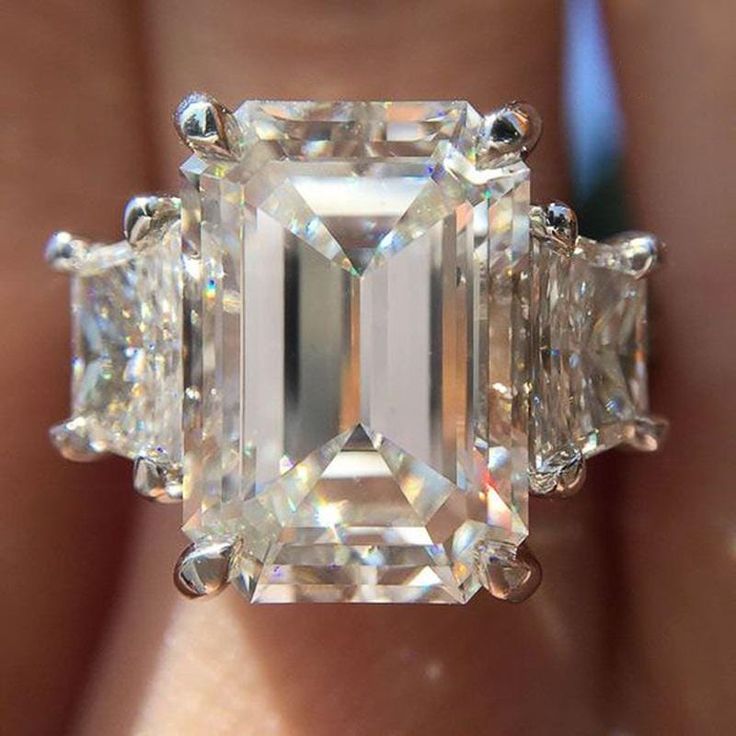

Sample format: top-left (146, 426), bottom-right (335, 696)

top-left (531, 234), bottom-right (649, 470)
top-left (69, 227), bottom-right (181, 460)
top-left (182, 101), bottom-right (530, 603)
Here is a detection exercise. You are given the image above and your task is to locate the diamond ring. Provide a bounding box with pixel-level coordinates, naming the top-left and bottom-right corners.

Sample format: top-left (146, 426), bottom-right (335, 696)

top-left (46, 95), bottom-right (666, 604)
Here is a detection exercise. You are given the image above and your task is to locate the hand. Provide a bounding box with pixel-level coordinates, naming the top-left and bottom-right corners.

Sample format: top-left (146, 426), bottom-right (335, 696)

top-left (2, 2), bottom-right (734, 734)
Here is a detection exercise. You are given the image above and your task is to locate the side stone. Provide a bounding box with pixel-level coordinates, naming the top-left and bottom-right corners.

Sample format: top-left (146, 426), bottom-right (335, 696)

top-left (531, 234), bottom-right (649, 472)
top-left (68, 225), bottom-right (182, 460)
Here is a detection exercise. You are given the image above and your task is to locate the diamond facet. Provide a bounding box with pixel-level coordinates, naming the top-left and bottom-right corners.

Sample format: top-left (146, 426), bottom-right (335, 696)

top-left (67, 226), bottom-right (182, 460)
top-left (531, 234), bottom-right (649, 472)
top-left (181, 101), bottom-right (530, 603)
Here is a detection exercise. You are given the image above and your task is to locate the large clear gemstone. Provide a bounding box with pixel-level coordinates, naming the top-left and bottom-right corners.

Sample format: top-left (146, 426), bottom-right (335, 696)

top-left (181, 101), bottom-right (530, 603)
top-left (531, 234), bottom-right (649, 471)
top-left (69, 226), bottom-right (181, 459)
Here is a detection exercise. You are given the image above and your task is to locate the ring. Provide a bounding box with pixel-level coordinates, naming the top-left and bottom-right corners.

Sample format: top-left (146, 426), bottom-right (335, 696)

top-left (46, 95), bottom-right (666, 604)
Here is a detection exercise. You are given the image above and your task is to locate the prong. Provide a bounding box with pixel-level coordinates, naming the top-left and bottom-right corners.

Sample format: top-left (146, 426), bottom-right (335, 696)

top-left (477, 543), bottom-right (542, 603)
top-left (44, 231), bottom-right (90, 273)
top-left (133, 449), bottom-right (182, 503)
top-left (477, 101), bottom-right (542, 167)
top-left (603, 231), bottom-right (664, 279)
top-left (174, 92), bottom-right (244, 161)
top-left (174, 538), bottom-right (241, 598)
top-left (530, 445), bottom-right (587, 498)
top-left (626, 415), bottom-right (669, 452)
top-left (123, 195), bottom-right (180, 250)
top-left (531, 201), bottom-right (579, 257)
top-left (49, 417), bottom-right (105, 462)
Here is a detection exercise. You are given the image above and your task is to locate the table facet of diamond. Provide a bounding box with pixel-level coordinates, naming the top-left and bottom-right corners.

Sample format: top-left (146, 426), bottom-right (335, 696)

top-left (180, 101), bottom-right (530, 603)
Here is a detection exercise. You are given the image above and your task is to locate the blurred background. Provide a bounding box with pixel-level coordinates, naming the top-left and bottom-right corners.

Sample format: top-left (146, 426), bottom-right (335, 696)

top-left (1, 1), bottom-right (734, 734)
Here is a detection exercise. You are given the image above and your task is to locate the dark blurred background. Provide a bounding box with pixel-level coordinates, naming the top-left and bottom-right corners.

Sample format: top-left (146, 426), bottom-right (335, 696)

top-left (1, 1), bottom-right (734, 734)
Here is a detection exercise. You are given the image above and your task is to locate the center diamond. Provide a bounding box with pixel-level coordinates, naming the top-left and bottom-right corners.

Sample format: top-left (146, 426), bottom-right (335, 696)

top-left (181, 101), bottom-right (529, 603)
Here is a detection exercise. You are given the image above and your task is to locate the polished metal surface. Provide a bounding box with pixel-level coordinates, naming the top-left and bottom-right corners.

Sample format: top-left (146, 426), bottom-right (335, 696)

top-left (174, 538), bottom-right (240, 598)
top-left (123, 195), bottom-right (180, 249)
top-left (627, 415), bottom-right (669, 452)
top-left (478, 101), bottom-right (542, 166)
top-left (530, 446), bottom-right (587, 499)
top-left (531, 201), bottom-right (579, 256)
top-left (133, 451), bottom-right (183, 504)
top-left (477, 543), bottom-right (542, 603)
top-left (604, 231), bottom-right (664, 279)
top-left (44, 231), bottom-right (90, 273)
top-left (174, 92), bottom-right (244, 160)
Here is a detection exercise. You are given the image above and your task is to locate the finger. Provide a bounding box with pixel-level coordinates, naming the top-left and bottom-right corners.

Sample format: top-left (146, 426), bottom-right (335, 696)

top-left (0, 2), bottom-right (154, 733)
top-left (607, 2), bottom-right (736, 732)
top-left (73, 3), bottom-right (611, 735)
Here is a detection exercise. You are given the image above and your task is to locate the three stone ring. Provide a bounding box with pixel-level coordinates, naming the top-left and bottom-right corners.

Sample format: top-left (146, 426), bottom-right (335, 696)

top-left (46, 94), bottom-right (666, 604)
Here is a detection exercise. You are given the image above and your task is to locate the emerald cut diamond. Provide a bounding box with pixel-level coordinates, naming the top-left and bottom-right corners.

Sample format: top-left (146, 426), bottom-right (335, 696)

top-left (181, 101), bottom-right (530, 603)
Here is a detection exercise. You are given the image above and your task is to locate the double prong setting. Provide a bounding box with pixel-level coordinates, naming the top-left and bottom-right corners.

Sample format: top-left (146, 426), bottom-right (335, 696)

top-left (174, 537), bottom-right (242, 598)
top-left (133, 449), bottom-right (183, 503)
top-left (530, 445), bottom-right (587, 499)
top-left (174, 92), bottom-right (245, 161)
top-left (123, 195), bottom-right (180, 250)
top-left (626, 415), bottom-right (669, 452)
top-left (477, 101), bottom-right (542, 167)
top-left (45, 232), bottom-right (91, 274)
top-left (530, 201), bottom-right (579, 256)
top-left (476, 542), bottom-right (542, 603)
top-left (576, 231), bottom-right (664, 280)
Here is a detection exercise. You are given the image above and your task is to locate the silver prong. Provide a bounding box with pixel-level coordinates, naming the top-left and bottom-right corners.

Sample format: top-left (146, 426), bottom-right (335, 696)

top-left (133, 450), bottom-right (182, 503)
top-left (44, 231), bottom-right (90, 273)
top-left (531, 201), bottom-right (579, 257)
top-left (174, 538), bottom-right (240, 598)
top-left (49, 417), bottom-right (105, 462)
top-left (603, 231), bottom-right (664, 279)
top-left (530, 445), bottom-right (586, 498)
top-left (626, 415), bottom-right (669, 452)
top-left (477, 101), bottom-right (542, 167)
top-left (477, 543), bottom-right (542, 603)
top-left (123, 195), bottom-right (180, 250)
top-left (174, 92), bottom-right (244, 161)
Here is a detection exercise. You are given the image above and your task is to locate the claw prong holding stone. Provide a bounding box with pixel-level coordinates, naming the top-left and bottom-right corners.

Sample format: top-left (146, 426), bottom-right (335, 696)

top-left (477, 101), bottom-right (542, 167)
top-left (530, 446), bottom-right (586, 498)
top-left (133, 450), bottom-right (182, 503)
top-left (174, 538), bottom-right (241, 598)
top-left (49, 417), bottom-right (105, 462)
top-left (174, 92), bottom-right (244, 161)
top-left (602, 231), bottom-right (664, 279)
top-left (531, 201), bottom-right (579, 256)
top-left (45, 231), bottom-right (90, 273)
top-left (626, 415), bottom-right (669, 452)
top-left (123, 195), bottom-right (180, 250)
top-left (477, 543), bottom-right (542, 603)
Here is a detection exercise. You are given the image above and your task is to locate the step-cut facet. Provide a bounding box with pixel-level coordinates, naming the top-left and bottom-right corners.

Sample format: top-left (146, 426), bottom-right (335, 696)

top-left (531, 234), bottom-right (649, 472)
top-left (181, 101), bottom-right (530, 603)
top-left (68, 227), bottom-right (182, 459)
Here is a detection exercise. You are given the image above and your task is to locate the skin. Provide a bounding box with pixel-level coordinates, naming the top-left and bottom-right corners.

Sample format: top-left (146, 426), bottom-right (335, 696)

top-left (1, 1), bottom-right (734, 734)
